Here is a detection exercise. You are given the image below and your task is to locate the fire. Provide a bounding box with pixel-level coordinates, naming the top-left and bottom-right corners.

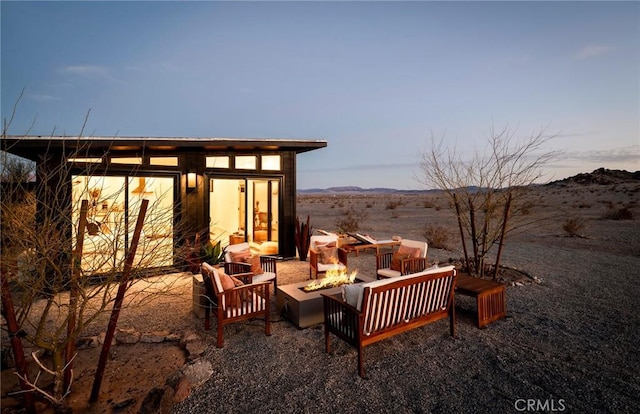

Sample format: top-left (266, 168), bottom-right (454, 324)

top-left (304, 262), bottom-right (358, 292)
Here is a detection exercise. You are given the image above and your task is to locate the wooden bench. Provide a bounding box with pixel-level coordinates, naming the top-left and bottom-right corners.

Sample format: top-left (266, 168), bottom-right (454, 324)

top-left (455, 274), bottom-right (506, 328)
top-left (322, 266), bottom-right (457, 378)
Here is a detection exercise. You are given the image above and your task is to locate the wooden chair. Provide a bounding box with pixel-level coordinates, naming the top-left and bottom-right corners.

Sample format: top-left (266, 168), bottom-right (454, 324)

top-left (224, 242), bottom-right (278, 289)
top-left (201, 262), bottom-right (271, 348)
top-left (309, 233), bottom-right (348, 279)
top-left (376, 239), bottom-right (428, 279)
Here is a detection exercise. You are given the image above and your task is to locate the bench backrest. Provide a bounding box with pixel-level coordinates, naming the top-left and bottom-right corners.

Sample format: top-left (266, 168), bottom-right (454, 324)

top-left (360, 266), bottom-right (456, 336)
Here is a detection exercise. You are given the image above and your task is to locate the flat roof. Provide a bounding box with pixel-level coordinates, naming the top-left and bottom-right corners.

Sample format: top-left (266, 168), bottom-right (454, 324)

top-left (2, 135), bottom-right (327, 160)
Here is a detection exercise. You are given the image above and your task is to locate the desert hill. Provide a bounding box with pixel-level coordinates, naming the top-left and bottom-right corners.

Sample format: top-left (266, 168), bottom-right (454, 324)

top-left (298, 168), bottom-right (640, 194)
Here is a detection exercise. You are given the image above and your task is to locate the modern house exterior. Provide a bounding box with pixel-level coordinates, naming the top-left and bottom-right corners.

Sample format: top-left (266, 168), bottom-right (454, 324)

top-left (2, 136), bottom-right (326, 273)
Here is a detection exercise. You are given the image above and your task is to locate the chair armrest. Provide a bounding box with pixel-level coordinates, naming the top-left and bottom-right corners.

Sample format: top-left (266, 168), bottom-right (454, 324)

top-left (225, 262), bottom-right (251, 276)
top-left (338, 248), bottom-right (348, 267)
top-left (259, 255), bottom-right (277, 274)
top-left (309, 249), bottom-right (319, 269)
top-left (229, 271), bottom-right (254, 284)
top-left (401, 257), bottom-right (429, 275)
top-left (376, 252), bottom-right (393, 270)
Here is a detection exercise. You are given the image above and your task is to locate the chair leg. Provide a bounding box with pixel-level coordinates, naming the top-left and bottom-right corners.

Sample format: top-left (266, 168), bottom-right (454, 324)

top-left (357, 346), bottom-right (365, 379)
top-left (217, 323), bottom-right (224, 348)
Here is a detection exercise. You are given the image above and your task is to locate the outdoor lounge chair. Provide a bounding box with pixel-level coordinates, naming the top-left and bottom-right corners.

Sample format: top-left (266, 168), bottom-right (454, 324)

top-left (376, 239), bottom-right (428, 279)
top-left (309, 233), bottom-right (348, 279)
top-left (201, 262), bottom-right (271, 348)
top-left (224, 242), bottom-right (278, 289)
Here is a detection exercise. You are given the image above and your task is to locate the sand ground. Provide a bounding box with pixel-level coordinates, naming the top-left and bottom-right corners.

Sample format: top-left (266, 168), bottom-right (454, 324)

top-left (2, 179), bottom-right (640, 413)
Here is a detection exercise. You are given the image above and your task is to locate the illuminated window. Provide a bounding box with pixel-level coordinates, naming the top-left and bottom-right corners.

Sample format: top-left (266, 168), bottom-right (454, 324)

top-left (111, 157), bottom-right (142, 165)
top-left (150, 157), bottom-right (178, 166)
top-left (235, 156), bottom-right (256, 170)
top-left (261, 155), bottom-right (281, 171)
top-left (206, 156), bottom-right (230, 169)
top-left (68, 157), bottom-right (102, 164)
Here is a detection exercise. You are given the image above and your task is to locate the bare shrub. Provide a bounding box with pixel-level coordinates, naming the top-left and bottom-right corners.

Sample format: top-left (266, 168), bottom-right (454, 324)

top-left (423, 224), bottom-right (450, 250)
top-left (604, 206), bottom-right (633, 220)
top-left (562, 217), bottom-right (586, 237)
top-left (335, 205), bottom-right (368, 233)
top-left (385, 200), bottom-right (401, 210)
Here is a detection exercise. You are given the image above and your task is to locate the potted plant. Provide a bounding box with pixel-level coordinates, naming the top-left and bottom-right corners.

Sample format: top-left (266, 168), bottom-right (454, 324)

top-left (295, 215), bottom-right (312, 261)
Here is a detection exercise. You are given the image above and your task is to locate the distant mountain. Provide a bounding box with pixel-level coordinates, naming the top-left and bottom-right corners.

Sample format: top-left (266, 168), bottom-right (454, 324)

top-left (299, 168), bottom-right (640, 194)
top-left (297, 186), bottom-right (440, 195)
top-left (547, 168), bottom-right (640, 186)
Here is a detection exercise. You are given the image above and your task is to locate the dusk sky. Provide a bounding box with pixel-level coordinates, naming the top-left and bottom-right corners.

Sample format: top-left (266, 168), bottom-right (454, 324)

top-left (2, 1), bottom-right (638, 190)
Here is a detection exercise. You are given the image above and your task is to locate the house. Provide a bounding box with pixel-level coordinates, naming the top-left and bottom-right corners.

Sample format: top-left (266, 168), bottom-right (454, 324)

top-left (1, 135), bottom-right (326, 273)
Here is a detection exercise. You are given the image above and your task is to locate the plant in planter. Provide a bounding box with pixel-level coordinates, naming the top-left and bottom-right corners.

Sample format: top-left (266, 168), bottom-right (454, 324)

top-left (201, 238), bottom-right (224, 266)
top-left (295, 215), bottom-right (313, 261)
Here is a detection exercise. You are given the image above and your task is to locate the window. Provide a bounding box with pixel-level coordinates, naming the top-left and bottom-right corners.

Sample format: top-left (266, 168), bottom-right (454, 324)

top-left (111, 157), bottom-right (142, 165)
top-left (68, 157), bottom-right (103, 164)
top-left (206, 156), bottom-right (230, 169)
top-left (72, 175), bottom-right (174, 273)
top-left (150, 157), bottom-right (178, 166)
top-left (235, 155), bottom-right (256, 170)
top-left (261, 155), bottom-right (281, 171)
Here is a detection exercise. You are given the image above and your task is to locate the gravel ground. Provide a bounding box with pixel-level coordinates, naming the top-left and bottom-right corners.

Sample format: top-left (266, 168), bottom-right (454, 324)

top-left (172, 237), bottom-right (640, 413)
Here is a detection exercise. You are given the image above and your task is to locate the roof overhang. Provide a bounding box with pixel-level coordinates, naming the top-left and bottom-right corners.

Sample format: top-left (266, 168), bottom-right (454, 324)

top-left (2, 136), bottom-right (328, 161)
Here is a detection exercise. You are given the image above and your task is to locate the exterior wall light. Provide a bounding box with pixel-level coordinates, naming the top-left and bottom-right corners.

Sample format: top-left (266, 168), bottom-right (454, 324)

top-left (187, 172), bottom-right (197, 190)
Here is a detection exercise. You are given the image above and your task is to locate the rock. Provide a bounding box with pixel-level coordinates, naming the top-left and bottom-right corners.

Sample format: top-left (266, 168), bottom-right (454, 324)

top-left (138, 387), bottom-right (165, 414)
top-left (76, 336), bottom-right (99, 349)
top-left (165, 333), bottom-right (181, 342)
top-left (185, 340), bottom-right (207, 360)
top-left (97, 332), bottom-right (116, 346)
top-left (112, 397), bottom-right (136, 411)
top-left (140, 331), bottom-right (170, 343)
top-left (172, 375), bottom-right (192, 403)
top-left (116, 327), bottom-right (140, 344)
top-left (181, 358), bottom-right (214, 388)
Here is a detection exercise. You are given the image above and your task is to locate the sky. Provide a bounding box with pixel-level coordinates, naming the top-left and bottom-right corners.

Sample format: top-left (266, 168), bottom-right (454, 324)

top-left (2, 1), bottom-right (639, 190)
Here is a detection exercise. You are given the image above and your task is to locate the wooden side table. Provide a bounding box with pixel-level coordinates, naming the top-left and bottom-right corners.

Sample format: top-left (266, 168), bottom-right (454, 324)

top-left (455, 274), bottom-right (507, 328)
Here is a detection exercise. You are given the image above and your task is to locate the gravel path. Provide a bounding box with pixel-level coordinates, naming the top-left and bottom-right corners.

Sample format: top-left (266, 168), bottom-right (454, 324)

top-left (172, 239), bottom-right (640, 413)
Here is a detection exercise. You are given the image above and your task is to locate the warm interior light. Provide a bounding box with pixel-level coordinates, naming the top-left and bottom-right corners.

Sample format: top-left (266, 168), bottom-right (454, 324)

top-left (187, 172), bottom-right (197, 189)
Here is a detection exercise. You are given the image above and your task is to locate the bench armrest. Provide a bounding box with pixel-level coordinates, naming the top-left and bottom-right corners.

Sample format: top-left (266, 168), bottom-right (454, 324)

top-left (322, 293), bottom-right (360, 343)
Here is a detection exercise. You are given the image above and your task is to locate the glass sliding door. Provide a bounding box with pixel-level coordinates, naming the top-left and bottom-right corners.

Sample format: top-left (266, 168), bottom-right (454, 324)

top-left (209, 177), bottom-right (279, 253)
top-left (128, 176), bottom-right (174, 268)
top-left (72, 174), bottom-right (175, 274)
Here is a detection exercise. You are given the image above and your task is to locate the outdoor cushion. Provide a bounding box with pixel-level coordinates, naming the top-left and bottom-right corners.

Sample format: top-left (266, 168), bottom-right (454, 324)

top-left (318, 245), bottom-right (338, 264)
top-left (230, 248), bottom-right (252, 263)
top-left (225, 292), bottom-right (265, 318)
top-left (377, 268), bottom-right (401, 278)
top-left (342, 283), bottom-right (365, 311)
top-left (397, 244), bottom-right (422, 258)
top-left (244, 254), bottom-right (264, 275)
top-left (251, 271), bottom-right (276, 284)
top-left (390, 252), bottom-right (411, 271)
top-left (316, 262), bottom-right (346, 272)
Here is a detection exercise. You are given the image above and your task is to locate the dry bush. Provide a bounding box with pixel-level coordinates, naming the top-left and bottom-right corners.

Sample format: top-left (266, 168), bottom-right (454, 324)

top-left (562, 217), bottom-right (586, 237)
top-left (385, 200), bottom-right (401, 210)
top-left (422, 224), bottom-right (450, 250)
top-left (335, 205), bottom-right (368, 233)
top-left (604, 206), bottom-right (633, 220)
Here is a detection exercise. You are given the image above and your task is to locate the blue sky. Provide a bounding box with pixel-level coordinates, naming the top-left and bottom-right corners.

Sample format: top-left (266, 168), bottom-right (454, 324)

top-left (2, 1), bottom-right (639, 190)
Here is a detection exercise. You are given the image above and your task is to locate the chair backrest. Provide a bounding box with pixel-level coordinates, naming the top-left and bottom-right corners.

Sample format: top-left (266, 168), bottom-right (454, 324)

top-left (399, 239), bottom-right (428, 258)
top-left (201, 262), bottom-right (219, 294)
top-left (201, 262), bottom-right (228, 309)
top-left (224, 242), bottom-right (251, 263)
top-left (310, 234), bottom-right (338, 250)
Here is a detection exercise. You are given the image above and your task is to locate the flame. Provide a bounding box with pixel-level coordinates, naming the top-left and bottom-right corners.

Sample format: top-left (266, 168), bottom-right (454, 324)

top-left (304, 261), bottom-right (358, 292)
